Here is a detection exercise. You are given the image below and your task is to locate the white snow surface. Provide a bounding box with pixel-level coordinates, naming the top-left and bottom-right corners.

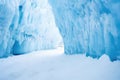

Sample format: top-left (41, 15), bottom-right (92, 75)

top-left (0, 47), bottom-right (120, 80)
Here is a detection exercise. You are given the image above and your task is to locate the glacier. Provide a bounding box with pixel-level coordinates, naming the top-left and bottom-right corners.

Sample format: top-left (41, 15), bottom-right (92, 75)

top-left (0, 0), bottom-right (62, 57)
top-left (0, 0), bottom-right (120, 61)
top-left (49, 0), bottom-right (120, 61)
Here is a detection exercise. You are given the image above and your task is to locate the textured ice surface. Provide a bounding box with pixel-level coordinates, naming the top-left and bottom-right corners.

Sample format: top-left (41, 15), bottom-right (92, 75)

top-left (0, 0), bottom-right (62, 57)
top-left (49, 0), bottom-right (120, 61)
top-left (0, 0), bottom-right (19, 57)
top-left (0, 0), bottom-right (120, 61)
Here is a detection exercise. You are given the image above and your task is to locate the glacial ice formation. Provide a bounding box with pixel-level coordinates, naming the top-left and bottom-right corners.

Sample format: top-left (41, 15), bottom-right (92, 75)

top-left (0, 0), bottom-right (62, 57)
top-left (49, 0), bottom-right (120, 61)
top-left (0, 0), bottom-right (120, 61)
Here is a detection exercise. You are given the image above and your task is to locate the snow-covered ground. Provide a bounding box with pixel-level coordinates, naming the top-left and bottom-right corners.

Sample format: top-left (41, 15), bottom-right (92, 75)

top-left (0, 47), bottom-right (120, 80)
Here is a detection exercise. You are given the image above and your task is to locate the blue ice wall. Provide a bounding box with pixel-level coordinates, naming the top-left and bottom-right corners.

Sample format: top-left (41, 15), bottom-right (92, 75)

top-left (0, 0), bottom-right (62, 57)
top-left (0, 0), bottom-right (19, 57)
top-left (49, 0), bottom-right (120, 61)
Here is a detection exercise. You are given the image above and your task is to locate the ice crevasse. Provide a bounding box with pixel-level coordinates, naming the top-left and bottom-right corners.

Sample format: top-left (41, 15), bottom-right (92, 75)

top-left (49, 0), bottom-right (120, 61)
top-left (0, 0), bottom-right (62, 57)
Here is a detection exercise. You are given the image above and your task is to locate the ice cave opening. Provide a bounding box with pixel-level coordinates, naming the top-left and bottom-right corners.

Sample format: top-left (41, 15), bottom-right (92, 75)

top-left (0, 1), bottom-right (120, 80)
top-left (0, 0), bottom-right (120, 61)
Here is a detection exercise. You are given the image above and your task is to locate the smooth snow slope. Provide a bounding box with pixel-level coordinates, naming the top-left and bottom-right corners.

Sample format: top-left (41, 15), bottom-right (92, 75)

top-left (0, 47), bottom-right (120, 80)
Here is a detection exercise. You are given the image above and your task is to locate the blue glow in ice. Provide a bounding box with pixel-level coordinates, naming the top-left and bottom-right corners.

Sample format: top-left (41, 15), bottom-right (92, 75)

top-left (49, 0), bottom-right (120, 61)
top-left (0, 0), bottom-right (62, 57)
